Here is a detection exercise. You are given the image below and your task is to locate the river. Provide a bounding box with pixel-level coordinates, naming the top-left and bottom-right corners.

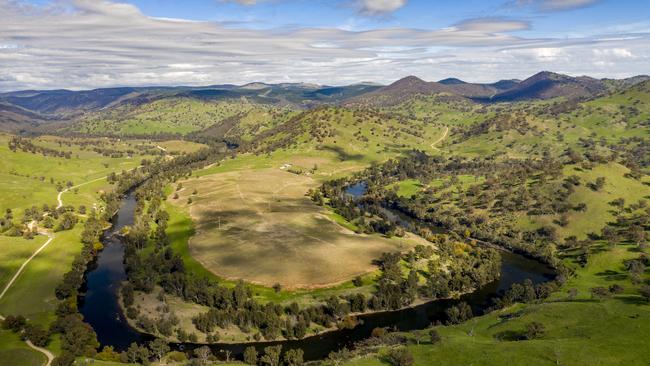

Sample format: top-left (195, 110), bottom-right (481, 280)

top-left (79, 187), bottom-right (555, 361)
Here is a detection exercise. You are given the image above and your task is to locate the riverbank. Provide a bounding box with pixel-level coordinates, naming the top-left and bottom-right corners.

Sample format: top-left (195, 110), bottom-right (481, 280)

top-left (81, 189), bottom-right (554, 360)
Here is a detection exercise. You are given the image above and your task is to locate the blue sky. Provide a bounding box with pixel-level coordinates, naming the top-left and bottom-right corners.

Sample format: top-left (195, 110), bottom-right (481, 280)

top-left (126, 0), bottom-right (645, 33)
top-left (0, 0), bottom-right (649, 90)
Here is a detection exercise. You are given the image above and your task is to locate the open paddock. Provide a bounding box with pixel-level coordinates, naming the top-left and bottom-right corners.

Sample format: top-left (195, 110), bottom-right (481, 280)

top-left (172, 167), bottom-right (425, 289)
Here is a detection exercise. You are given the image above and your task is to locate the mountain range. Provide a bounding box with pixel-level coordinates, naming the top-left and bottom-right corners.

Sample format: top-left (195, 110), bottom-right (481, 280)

top-left (1, 71), bottom-right (648, 133)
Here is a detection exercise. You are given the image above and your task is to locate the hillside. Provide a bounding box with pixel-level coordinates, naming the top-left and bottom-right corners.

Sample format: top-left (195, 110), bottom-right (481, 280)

top-left (0, 102), bottom-right (53, 132)
top-left (64, 98), bottom-right (291, 137)
top-left (488, 71), bottom-right (608, 102)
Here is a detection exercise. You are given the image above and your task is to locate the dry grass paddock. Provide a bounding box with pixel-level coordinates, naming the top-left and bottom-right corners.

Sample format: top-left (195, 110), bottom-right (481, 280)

top-left (172, 167), bottom-right (423, 289)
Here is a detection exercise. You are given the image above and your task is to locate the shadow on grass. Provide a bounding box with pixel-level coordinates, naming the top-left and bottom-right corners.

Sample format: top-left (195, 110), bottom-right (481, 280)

top-left (319, 145), bottom-right (365, 162)
top-left (595, 270), bottom-right (628, 281)
top-left (486, 310), bottom-right (524, 330)
top-left (493, 330), bottom-right (524, 342)
top-left (616, 295), bottom-right (650, 306)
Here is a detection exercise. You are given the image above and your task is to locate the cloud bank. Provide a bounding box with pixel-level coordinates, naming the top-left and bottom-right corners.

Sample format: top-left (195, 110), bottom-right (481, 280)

top-left (0, 0), bottom-right (648, 90)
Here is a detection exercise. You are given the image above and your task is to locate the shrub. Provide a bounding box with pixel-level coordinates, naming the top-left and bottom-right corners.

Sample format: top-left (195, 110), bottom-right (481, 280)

top-left (2, 315), bottom-right (27, 332)
top-left (609, 284), bottom-right (624, 294)
top-left (429, 329), bottom-right (441, 344)
top-left (386, 346), bottom-right (414, 366)
top-left (525, 322), bottom-right (545, 340)
top-left (24, 324), bottom-right (50, 347)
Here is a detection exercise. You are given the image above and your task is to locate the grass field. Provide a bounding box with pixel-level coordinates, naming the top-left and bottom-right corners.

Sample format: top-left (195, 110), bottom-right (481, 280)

top-left (0, 329), bottom-right (46, 366)
top-left (0, 235), bottom-right (48, 291)
top-left (0, 134), bottom-right (145, 214)
top-left (171, 166), bottom-right (426, 289)
top-left (0, 228), bottom-right (84, 325)
top-left (387, 179), bottom-right (423, 198)
top-left (154, 139), bottom-right (208, 153)
top-left (517, 163), bottom-right (650, 240)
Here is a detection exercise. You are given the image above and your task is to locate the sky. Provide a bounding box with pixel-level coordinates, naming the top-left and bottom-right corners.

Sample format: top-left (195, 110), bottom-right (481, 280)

top-left (0, 0), bottom-right (649, 90)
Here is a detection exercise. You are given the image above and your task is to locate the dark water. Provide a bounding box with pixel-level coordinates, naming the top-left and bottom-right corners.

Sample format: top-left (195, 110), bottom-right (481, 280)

top-left (345, 181), bottom-right (367, 199)
top-left (79, 192), bottom-right (152, 350)
top-left (80, 188), bottom-right (555, 361)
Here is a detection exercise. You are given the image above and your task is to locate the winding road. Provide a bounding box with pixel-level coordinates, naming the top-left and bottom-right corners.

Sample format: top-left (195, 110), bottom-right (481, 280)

top-left (0, 175), bottom-right (108, 366)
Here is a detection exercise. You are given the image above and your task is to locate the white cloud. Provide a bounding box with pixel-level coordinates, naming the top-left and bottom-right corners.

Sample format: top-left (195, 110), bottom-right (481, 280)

top-left (356, 0), bottom-right (407, 15)
top-left (593, 48), bottom-right (634, 59)
top-left (0, 0), bottom-right (647, 90)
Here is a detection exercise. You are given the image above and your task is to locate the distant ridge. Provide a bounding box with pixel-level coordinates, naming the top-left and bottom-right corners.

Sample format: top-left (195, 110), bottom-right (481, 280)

top-left (488, 71), bottom-right (607, 102)
top-left (346, 76), bottom-right (455, 106)
top-left (2, 72), bottom-right (650, 133)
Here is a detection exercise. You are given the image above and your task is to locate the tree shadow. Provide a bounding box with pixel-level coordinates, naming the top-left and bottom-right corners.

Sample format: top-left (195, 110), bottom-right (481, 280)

top-left (493, 330), bottom-right (524, 342)
top-left (319, 145), bottom-right (364, 161)
top-left (595, 270), bottom-right (628, 281)
top-left (616, 295), bottom-right (650, 306)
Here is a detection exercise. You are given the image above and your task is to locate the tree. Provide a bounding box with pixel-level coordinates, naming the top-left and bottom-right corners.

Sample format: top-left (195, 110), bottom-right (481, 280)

top-left (567, 288), bottom-right (578, 300)
top-left (260, 345), bottom-right (282, 366)
top-left (2, 314), bottom-right (26, 332)
top-left (52, 352), bottom-right (75, 366)
top-left (525, 322), bottom-right (545, 340)
top-left (609, 283), bottom-right (624, 295)
top-left (149, 338), bottom-right (170, 362)
top-left (243, 346), bottom-right (258, 365)
top-left (193, 346), bottom-right (212, 365)
top-left (386, 347), bottom-right (414, 366)
top-left (284, 348), bottom-right (304, 366)
top-left (445, 302), bottom-right (473, 324)
top-left (96, 346), bottom-right (121, 362)
top-left (126, 342), bottom-right (150, 364)
top-left (352, 276), bottom-right (363, 287)
top-left (55, 212), bottom-right (78, 231)
top-left (24, 324), bottom-right (50, 347)
top-left (57, 315), bottom-right (99, 357)
top-left (429, 329), bottom-right (441, 344)
top-left (590, 287), bottom-right (611, 300)
top-left (629, 225), bottom-right (646, 245)
top-left (591, 177), bottom-right (606, 191)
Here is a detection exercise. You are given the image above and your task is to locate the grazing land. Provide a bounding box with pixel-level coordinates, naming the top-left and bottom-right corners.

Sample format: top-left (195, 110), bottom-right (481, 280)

top-left (171, 166), bottom-right (424, 288)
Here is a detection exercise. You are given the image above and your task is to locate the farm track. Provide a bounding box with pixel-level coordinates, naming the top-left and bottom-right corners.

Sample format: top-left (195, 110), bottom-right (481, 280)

top-left (430, 126), bottom-right (449, 150)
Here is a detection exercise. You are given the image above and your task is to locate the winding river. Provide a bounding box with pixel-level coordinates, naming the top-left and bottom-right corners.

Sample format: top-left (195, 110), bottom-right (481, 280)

top-left (79, 187), bottom-right (555, 361)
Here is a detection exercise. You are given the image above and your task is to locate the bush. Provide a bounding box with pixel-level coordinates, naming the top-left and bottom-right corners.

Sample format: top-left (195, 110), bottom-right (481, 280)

top-left (386, 346), bottom-right (414, 366)
top-left (590, 287), bottom-right (611, 300)
top-left (24, 324), bottom-right (50, 347)
top-left (167, 350), bottom-right (188, 362)
top-left (244, 346), bottom-right (258, 365)
top-left (445, 302), bottom-right (473, 324)
top-left (371, 327), bottom-right (387, 338)
top-left (609, 284), bottom-right (624, 294)
top-left (525, 322), bottom-right (545, 340)
top-left (96, 346), bottom-right (121, 362)
top-left (429, 329), bottom-right (441, 344)
top-left (352, 276), bottom-right (363, 287)
top-left (52, 352), bottom-right (75, 366)
top-left (2, 314), bottom-right (27, 332)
